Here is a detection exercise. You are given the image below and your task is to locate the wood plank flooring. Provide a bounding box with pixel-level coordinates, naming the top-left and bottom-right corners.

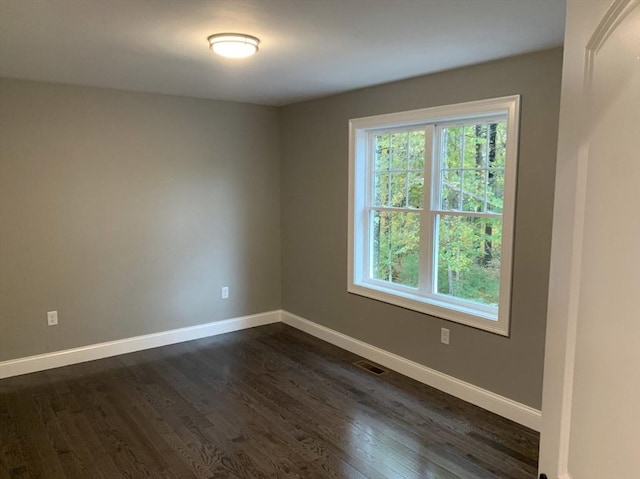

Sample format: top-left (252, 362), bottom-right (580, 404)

top-left (0, 323), bottom-right (539, 478)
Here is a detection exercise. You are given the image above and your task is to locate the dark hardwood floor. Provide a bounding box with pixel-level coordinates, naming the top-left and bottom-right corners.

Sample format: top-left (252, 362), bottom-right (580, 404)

top-left (0, 323), bottom-right (539, 478)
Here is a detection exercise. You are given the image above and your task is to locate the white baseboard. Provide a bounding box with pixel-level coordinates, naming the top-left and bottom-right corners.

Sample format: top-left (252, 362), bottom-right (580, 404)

top-left (0, 310), bottom-right (280, 379)
top-left (0, 308), bottom-right (542, 431)
top-left (281, 310), bottom-right (542, 431)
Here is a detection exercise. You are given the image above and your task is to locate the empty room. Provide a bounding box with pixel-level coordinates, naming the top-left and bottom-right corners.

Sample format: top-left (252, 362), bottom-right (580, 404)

top-left (0, 1), bottom-right (638, 478)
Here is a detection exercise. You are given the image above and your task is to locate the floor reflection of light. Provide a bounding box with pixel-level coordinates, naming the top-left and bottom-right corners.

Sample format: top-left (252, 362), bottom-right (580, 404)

top-left (346, 408), bottom-right (448, 478)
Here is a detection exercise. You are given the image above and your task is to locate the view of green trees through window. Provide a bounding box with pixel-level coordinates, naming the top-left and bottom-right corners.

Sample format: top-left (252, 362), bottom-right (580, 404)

top-left (371, 120), bottom-right (507, 307)
top-left (372, 129), bottom-right (424, 288)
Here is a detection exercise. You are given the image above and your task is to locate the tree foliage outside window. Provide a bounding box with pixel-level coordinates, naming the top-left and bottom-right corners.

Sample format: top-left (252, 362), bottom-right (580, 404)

top-left (370, 121), bottom-right (507, 307)
top-left (372, 130), bottom-right (424, 288)
top-left (434, 122), bottom-right (506, 306)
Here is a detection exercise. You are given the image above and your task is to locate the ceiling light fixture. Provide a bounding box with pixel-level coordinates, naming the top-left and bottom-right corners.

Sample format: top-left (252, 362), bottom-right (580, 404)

top-left (207, 33), bottom-right (260, 59)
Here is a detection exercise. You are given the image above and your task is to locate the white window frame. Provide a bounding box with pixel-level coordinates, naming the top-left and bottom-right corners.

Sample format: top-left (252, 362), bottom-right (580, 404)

top-left (348, 96), bottom-right (520, 336)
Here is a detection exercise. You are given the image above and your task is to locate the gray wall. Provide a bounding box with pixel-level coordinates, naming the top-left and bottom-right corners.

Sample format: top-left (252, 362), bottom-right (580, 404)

top-left (0, 79), bottom-right (281, 361)
top-left (1, 49), bottom-right (561, 408)
top-left (279, 48), bottom-right (563, 409)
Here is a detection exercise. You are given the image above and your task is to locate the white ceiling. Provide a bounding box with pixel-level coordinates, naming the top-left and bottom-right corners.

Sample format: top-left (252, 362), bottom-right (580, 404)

top-left (0, 0), bottom-right (566, 106)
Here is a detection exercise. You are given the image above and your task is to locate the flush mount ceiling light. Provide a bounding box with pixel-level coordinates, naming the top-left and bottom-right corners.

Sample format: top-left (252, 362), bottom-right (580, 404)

top-left (207, 33), bottom-right (260, 59)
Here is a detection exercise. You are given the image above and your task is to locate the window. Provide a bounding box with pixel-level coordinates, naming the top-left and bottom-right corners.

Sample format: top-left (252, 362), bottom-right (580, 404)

top-left (348, 96), bottom-right (520, 335)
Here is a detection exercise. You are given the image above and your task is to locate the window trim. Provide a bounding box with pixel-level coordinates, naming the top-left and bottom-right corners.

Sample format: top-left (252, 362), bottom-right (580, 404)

top-left (348, 96), bottom-right (520, 336)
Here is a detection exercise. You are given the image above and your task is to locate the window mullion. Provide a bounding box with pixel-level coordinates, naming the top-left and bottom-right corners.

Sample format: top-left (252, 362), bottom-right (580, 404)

top-left (418, 124), bottom-right (436, 295)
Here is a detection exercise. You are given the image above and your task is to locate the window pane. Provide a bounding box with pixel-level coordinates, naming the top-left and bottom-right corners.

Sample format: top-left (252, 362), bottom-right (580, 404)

top-left (487, 168), bottom-right (505, 213)
top-left (435, 214), bottom-right (502, 307)
top-left (390, 172), bottom-right (407, 207)
top-left (374, 130), bottom-right (424, 208)
top-left (461, 169), bottom-right (487, 212)
top-left (374, 173), bottom-right (390, 206)
top-left (491, 123), bottom-right (507, 169)
top-left (440, 120), bottom-right (507, 213)
top-left (371, 210), bottom-right (420, 288)
top-left (442, 125), bottom-right (463, 169)
top-left (441, 169), bottom-right (461, 210)
top-left (407, 171), bottom-right (424, 209)
top-left (390, 132), bottom-right (408, 170)
top-left (408, 130), bottom-right (425, 170)
top-left (374, 134), bottom-right (391, 170)
top-left (463, 124), bottom-right (487, 168)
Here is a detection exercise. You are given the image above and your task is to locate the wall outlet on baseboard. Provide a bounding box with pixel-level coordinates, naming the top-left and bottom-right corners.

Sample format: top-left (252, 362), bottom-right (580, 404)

top-left (221, 286), bottom-right (229, 299)
top-left (440, 327), bottom-right (450, 345)
top-left (47, 311), bottom-right (58, 326)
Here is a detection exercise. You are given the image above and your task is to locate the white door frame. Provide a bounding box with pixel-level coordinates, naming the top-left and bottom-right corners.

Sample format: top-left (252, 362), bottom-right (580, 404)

top-left (539, 0), bottom-right (639, 477)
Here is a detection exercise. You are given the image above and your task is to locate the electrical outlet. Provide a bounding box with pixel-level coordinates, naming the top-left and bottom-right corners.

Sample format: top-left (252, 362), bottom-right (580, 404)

top-left (47, 311), bottom-right (58, 326)
top-left (221, 286), bottom-right (229, 299)
top-left (440, 327), bottom-right (450, 345)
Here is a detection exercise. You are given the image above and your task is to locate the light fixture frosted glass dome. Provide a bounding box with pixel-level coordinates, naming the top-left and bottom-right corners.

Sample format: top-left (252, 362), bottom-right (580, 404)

top-left (207, 33), bottom-right (260, 59)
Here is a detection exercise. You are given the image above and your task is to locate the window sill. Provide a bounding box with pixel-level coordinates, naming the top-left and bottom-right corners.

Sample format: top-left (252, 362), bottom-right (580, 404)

top-left (348, 282), bottom-right (509, 336)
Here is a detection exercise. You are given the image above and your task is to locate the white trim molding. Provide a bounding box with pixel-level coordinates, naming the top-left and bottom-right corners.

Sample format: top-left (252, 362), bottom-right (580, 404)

top-left (281, 310), bottom-right (541, 431)
top-left (0, 310), bottom-right (280, 379)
